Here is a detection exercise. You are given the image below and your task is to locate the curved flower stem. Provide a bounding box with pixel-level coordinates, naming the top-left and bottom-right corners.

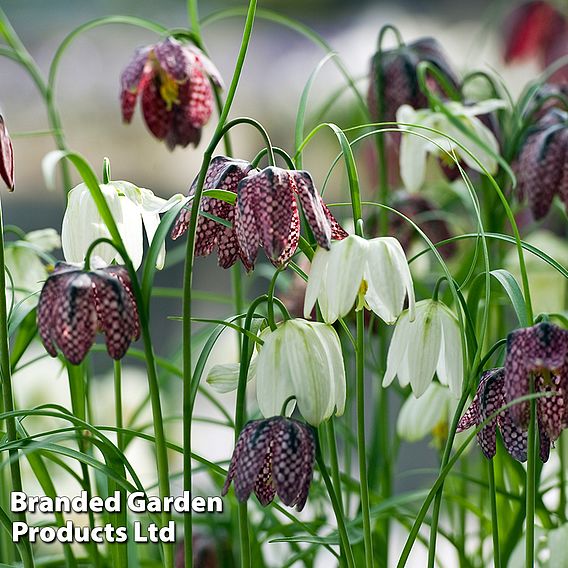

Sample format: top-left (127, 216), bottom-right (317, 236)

top-left (181, 3), bottom-right (257, 567)
top-left (114, 360), bottom-right (124, 453)
top-left (315, 435), bottom-right (356, 568)
top-left (0, 202), bottom-right (34, 567)
top-left (488, 459), bottom-right (501, 568)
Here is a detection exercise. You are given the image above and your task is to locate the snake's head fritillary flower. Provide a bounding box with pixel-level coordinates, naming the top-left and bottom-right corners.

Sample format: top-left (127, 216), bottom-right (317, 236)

top-left (383, 299), bottom-right (463, 398)
top-left (0, 114), bottom-right (14, 191)
top-left (397, 100), bottom-right (505, 192)
top-left (504, 322), bottom-right (568, 454)
top-left (171, 156), bottom-right (254, 268)
top-left (457, 368), bottom-right (529, 462)
top-left (515, 108), bottom-right (568, 219)
top-left (222, 417), bottom-right (315, 511)
top-left (503, 1), bottom-right (567, 71)
top-left (255, 319), bottom-right (345, 427)
top-left (120, 37), bottom-right (223, 150)
top-left (235, 166), bottom-right (347, 271)
top-left (368, 37), bottom-right (458, 121)
top-left (62, 181), bottom-right (183, 270)
top-left (37, 261), bottom-right (140, 365)
top-left (304, 234), bottom-right (415, 325)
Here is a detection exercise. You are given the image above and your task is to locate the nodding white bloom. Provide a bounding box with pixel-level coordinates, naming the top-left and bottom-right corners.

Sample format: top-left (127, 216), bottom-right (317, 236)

top-left (383, 299), bottom-right (464, 398)
top-left (256, 319), bottom-right (346, 427)
top-left (397, 100), bottom-right (505, 192)
top-left (5, 229), bottom-right (60, 306)
top-left (62, 181), bottom-right (184, 271)
top-left (397, 382), bottom-right (456, 443)
top-left (304, 234), bottom-right (415, 325)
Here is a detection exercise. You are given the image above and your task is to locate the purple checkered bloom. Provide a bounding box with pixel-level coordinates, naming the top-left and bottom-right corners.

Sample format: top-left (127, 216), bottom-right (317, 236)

top-left (457, 368), bottom-right (529, 462)
top-left (235, 166), bottom-right (348, 271)
top-left (37, 262), bottom-right (140, 365)
top-left (171, 156), bottom-right (254, 269)
top-left (222, 417), bottom-right (315, 511)
top-left (0, 114), bottom-right (14, 191)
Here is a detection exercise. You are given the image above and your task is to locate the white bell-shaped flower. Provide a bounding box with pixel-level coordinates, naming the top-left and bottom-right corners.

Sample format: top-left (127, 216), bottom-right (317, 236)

top-left (256, 318), bottom-right (346, 427)
top-left (383, 299), bottom-right (464, 398)
top-left (304, 234), bottom-right (415, 325)
top-left (397, 99), bottom-right (505, 192)
top-left (62, 181), bottom-right (183, 270)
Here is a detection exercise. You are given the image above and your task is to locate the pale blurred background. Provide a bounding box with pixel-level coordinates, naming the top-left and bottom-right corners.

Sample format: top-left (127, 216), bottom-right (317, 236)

top-left (0, 0), bottom-right (548, 565)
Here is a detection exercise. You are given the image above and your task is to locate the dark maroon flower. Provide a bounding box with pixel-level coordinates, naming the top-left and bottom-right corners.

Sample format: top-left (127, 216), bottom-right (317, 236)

top-left (515, 108), bottom-right (568, 219)
top-left (171, 156), bottom-right (254, 268)
top-left (504, 322), bottom-right (568, 451)
top-left (368, 37), bottom-right (458, 121)
top-left (222, 417), bottom-right (315, 511)
top-left (503, 1), bottom-right (568, 73)
top-left (235, 166), bottom-right (348, 271)
top-left (0, 114), bottom-right (14, 191)
top-left (457, 368), bottom-right (529, 462)
top-left (120, 37), bottom-right (222, 150)
top-left (37, 262), bottom-right (140, 365)
top-left (390, 192), bottom-right (456, 259)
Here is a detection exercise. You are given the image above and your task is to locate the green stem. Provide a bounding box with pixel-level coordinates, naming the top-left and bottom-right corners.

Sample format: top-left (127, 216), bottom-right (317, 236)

top-left (488, 460), bottom-right (501, 568)
top-left (315, 438), bottom-right (356, 568)
top-left (559, 435), bottom-right (567, 522)
top-left (526, 380), bottom-right (537, 568)
top-left (325, 419), bottom-right (344, 517)
top-left (181, 3), bottom-right (257, 568)
top-left (356, 310), bottom-right (374, 568)
top-left (114, 360), bottom-right (124, 453)
top-left (0, 202), bottom-right (33, 567)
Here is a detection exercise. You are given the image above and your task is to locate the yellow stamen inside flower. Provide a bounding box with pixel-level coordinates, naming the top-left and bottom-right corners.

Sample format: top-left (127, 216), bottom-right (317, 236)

top-left (356, 279), bottom-right (368, 311)
top-left (431, 420), bottom-right (448, 450)
top-left (158, 70), bottom-right (180, 111)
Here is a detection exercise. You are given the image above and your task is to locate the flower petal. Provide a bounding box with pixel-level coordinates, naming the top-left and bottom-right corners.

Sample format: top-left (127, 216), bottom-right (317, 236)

top-left (436, 302), bottom-right (464, 396)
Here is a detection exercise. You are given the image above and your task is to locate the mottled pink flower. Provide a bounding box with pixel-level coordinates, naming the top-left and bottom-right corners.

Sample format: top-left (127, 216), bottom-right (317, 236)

top-left (37, 263), bottom-right (140, 365)
top-left (222, 417), bottom-right (315, 511)
top-left (515, 108), bottom-right (568, 219)
top-left (504, 322), bottom-right (568, 449)
top-left (235, 166), bottom-right (348, 271)
top-left (171, 156), bottom-right (254, 268)
top-left (0, 114), bottom-right (14, 191)
top-left (120, 37), bottom-right (222, 150)
top-left (368, 37), bottom-right (458, 121)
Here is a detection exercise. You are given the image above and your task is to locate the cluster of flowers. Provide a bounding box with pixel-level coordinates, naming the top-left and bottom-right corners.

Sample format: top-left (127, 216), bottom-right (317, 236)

top-left (0, 23), bottom-right (566, 517)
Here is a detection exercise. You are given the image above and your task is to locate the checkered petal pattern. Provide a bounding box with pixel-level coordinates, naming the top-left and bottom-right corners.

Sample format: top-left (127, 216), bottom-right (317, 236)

top-left (37, 263), bottom-right (140, 365)
top-left (120, 38), bottom-right (221, 150)
top-left (222, 417), bottom-right (315, 511)
top-left (505, 322), bottom-right (568, 429)
top-left (367, 37), bottom-right (457, 121)
top-left (0, 115), bottom-right (14, 191)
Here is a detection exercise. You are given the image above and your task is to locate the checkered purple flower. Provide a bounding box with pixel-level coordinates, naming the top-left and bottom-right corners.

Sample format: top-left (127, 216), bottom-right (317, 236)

top-left (235, 166), bottom-right (348, 271)
top-left (37, 262), bottom-right (140, 365)
top-left (515, 108), bottom-right (568, 219)
top-left (0, 114), bottom-right (14, 191)
top-left (457, 368), bottom-right (529, 462)
top-left (120, 37), bottom-right (222, 150)
top-left (504, 322), bottom-right (568, 458)
top-left (222, 417), bottom-right (315, 511)
top-left (171, 156), bottom-right (254, 269)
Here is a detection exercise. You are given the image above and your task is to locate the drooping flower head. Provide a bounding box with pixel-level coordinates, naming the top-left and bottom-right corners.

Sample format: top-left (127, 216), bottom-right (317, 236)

top-left (235, 166), bottom-right (347, 271)
top-left (514, 108), bottom-right (568, 219)
top-left (171, 156), bottom-right (254, 268)
top-left (504, 322), bottom-right (568, 453)
top-left (368, 37), bottom-right (458, 121)
top-left (256, 319), bottom-right (346, 427)
top-left (457, 368), bottom-right (529, 462)
top-left (503, 1), bottom-right (568, 81)
top-left (304, 234), bottom-right (415, 325)
top-left (222, 417), bottom-right (315, 511)
top-left (120, 37), bottom-right (222, 150)
top-left (383, 299), bottom-right (463, 398)
top-left (62, 181), bottom-right (183, 270)
top-left (37, 261), bottom-right (140, 365)
top-left (0, 114), bottom-right (14, 191)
